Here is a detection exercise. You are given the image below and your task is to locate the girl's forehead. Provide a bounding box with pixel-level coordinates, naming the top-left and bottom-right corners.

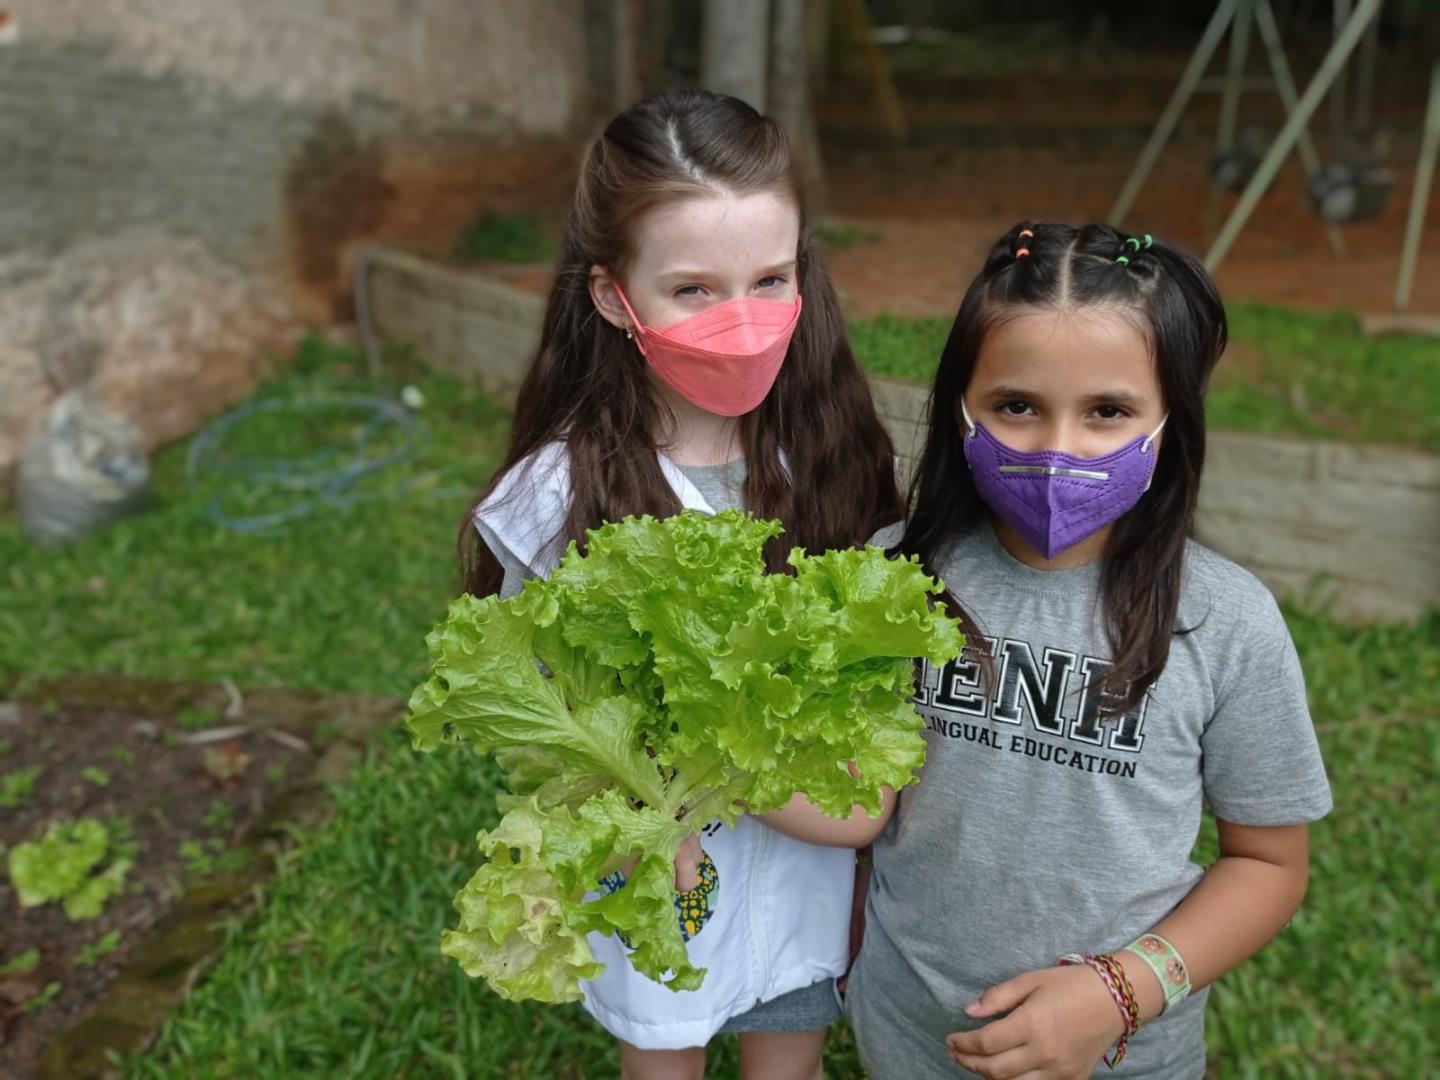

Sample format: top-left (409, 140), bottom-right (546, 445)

top-left (974, 308), bottom-right (1158, 393)
top-left (632, 189), bottom-right (799, 276)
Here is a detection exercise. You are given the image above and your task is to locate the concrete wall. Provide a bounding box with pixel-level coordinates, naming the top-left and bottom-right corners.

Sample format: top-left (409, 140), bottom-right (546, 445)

top-left (364, 250), bottom-right (544, 406)
top-left (0, 1), bottom-right (589, 493)
top-left (1, 1), bottom-right (587, 283)
top-left (367, 250), bottom-right (1440, 623)
top-left (10, 1), bottom-right (585, 126)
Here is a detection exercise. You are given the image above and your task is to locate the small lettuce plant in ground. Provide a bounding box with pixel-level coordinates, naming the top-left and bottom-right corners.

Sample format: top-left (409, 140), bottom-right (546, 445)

top-left (8, 818), bottom-right (134, 920)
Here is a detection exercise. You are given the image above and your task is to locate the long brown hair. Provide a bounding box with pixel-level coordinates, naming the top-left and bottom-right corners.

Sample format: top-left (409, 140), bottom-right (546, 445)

top-left (897, 222), bottom-right (1227, 713)
top-left (461, 89), bottom-right (901, 595)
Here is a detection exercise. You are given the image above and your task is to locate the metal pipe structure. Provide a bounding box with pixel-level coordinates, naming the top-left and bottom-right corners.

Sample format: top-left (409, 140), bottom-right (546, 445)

top-left (1110, 0), bottom-right (1240, 226)
top-left (1218, 0), bottom-right (1255, 155)
top-left (1203, 0), bottom-right (1382, 272)
top-left (1254, 0), bottom-right (1345, 254)
top-left (1394, 63), bottom-right (1440, 313)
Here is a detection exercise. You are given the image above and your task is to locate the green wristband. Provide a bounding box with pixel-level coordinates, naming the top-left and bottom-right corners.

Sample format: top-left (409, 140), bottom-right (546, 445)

top-left (1123, 933), bottom-right (1191, 1014)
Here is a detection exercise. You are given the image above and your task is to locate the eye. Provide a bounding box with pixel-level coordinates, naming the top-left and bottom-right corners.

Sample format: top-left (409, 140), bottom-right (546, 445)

top-left (1092, 404), bottom-right (1131, 421)
top-left (756, 275), bottom-right (786, 289)
top-left (999, 401), bottom-right (1034, 417)
top-left (674, 284), bottom-right (705, 298)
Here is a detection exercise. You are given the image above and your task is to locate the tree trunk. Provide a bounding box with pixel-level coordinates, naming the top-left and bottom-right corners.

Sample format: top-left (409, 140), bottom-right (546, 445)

top-left (701, 0), bottom-right (770, 112)
top-left (770, 0), bottom-right (826, 209)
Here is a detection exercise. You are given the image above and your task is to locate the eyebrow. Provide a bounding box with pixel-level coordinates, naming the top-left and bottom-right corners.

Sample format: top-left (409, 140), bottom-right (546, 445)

top-left (656, 260), bottom-right (797, 281)
top-left (982, 386), bottom-right (1151, 408)
top-left (1079, 389), bottom-right (1150, 409)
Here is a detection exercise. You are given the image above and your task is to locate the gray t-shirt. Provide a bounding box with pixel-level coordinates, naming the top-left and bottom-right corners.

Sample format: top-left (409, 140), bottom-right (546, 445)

top-left (846, 520), bottom-right (1332, 1080)
top-left (495, 458), bottom-right (747, 598)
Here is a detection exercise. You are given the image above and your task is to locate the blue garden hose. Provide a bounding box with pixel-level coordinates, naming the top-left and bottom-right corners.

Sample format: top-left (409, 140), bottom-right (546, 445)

top-left (185, 387), bottom-right (433, 533)
top-left (187, 246), bottom-right (469, 533)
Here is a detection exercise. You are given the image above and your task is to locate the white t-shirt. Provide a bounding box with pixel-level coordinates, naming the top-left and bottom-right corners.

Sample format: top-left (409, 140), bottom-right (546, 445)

top-left (473, 440), bottom-right (853, 1049)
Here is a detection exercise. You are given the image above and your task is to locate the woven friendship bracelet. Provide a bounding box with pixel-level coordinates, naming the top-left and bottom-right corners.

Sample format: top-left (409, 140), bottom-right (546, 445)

top-left (1058, 952), bottom-right (1138, 1069)
top-left (1094, 952), bottom-right (1142, 1034)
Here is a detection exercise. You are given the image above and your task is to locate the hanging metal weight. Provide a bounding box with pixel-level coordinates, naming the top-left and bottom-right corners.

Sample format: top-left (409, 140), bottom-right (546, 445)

top-left (1210, 127), bottom-right (1272, 191)
top-left (1305, 0), bottom-right (1393, 225)
top-left (1211, 146), bottom-right (1262, 190)
top-left (1305, 160), bottom-right (1395, 223)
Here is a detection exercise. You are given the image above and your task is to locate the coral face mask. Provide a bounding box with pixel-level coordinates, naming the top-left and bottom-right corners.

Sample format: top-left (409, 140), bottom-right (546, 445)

top-left (613, 284), bottom-right (802, 417)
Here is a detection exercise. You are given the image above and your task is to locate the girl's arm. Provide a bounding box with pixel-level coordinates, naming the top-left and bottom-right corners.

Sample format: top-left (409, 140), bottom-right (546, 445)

top-left (948, 819), bottom-right (1310, 1079)
top-left (755, 787), bottom-right (898, 848)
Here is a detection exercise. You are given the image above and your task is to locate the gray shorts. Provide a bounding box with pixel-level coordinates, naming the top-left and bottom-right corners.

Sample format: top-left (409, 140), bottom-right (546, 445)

top-left (716, 979), bottom-right (843, 1035)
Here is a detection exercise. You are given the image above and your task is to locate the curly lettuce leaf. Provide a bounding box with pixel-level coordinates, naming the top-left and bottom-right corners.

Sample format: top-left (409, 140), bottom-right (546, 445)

top-left (442, 791), bottom-right (697, 1003)
top-left (410, 510), bottom-right (964, 1005)
top-left (407, 588), bottom-right (669, 810)
top-left (8, 818), bottom-right (131, 920)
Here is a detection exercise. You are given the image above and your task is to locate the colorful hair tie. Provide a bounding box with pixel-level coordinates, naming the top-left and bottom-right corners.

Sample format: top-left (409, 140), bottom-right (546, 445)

top-left (1016, 247), bottom-right (1032, 258)
top-left (1015, 228), bottom-right (1035, 258)
top-left (1118, 233), bottom-right (1154, 264)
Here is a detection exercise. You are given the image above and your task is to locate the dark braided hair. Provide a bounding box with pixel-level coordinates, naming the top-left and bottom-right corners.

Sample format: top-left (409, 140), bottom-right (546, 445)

top-left (896, 222), bottom-right (1228, 714)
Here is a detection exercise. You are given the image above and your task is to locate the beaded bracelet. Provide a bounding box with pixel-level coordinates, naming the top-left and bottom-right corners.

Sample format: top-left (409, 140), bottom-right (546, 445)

top-left (1123, 932), bottom-right (1192, 1014)
top-left (1058, 952), bottom-right (1139, 1069)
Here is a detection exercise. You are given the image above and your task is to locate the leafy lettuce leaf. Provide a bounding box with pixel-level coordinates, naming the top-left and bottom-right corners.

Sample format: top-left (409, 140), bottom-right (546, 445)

top-left (8, 818), bottom-right (132, 920)
top-left (408, 510), bottom-right (962, 1004)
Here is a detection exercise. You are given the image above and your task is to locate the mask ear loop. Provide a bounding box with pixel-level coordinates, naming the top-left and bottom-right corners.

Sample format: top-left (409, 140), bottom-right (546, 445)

top-left (1141, 414), bottom-right (1168, 491)
top-left (609, 279), bottom-right (649, 357)
top-left (1140, 414), bottom-right (1168, 453)
top-left (959, 396), bottom-right (978, 439)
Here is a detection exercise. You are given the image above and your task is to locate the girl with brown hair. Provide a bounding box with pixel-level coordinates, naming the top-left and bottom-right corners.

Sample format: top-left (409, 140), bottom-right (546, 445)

top-left (463, 88), bottom-right (902, 1079)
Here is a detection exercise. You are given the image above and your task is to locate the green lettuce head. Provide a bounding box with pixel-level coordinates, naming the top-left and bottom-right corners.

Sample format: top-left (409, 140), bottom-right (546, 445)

top-left (407, 510), bottom-right (962, 1003)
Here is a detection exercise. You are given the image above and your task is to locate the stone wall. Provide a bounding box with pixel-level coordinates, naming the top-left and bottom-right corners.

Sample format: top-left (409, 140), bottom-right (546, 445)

top-left (366, 251), bottom-right (1440, 623)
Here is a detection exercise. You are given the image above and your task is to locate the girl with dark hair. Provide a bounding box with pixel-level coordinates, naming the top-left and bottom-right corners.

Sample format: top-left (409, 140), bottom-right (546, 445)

top-left (464, 88), bottom-right (903, 1079)
top-left (844, 223), bottom-right (1332, 1079)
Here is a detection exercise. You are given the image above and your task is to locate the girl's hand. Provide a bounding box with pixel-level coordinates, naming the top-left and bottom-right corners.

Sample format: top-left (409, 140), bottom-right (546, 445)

top-left (945, 965), bottom-right (1125, 1079)
top-left (614, 834), bottom-right (703, 891)
top-left (672, 833), bottom-right (702, 891)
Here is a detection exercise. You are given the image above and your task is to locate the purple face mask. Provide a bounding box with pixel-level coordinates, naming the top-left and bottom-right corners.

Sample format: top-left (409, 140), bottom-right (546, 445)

top-left (960, 399), bottom-right (1168, 561)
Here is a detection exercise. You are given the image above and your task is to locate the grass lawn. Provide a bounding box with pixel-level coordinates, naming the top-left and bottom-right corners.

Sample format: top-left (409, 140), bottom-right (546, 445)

top-left (851, 303), bottom-right (1440, 454)
top-left (0, 337), bottom-right (1434, 1077)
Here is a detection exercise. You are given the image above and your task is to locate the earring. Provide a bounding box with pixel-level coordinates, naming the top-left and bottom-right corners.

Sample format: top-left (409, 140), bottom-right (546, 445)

top-left (625, 328), bottom-right (634, 341)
